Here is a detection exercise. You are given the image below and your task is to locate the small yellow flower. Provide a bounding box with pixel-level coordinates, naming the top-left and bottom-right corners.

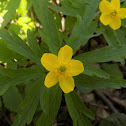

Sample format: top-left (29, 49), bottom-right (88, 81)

top-left (99, 0), bottom-right (126, 30)
top-left (41, 45), bottom-right (84, 93)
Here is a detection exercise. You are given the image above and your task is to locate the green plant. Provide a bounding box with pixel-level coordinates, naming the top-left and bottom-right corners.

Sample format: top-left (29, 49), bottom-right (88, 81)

top-left (0, 0), bottom-right (126, 126)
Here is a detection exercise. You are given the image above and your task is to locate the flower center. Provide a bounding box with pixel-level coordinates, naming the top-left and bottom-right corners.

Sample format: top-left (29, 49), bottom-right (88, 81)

top-left (111, 10), bottom-right (117, 16)
top-left (59, 66), bottom-right (66, 72)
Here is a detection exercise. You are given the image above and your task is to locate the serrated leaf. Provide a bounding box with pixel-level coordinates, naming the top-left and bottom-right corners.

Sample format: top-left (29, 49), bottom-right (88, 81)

top-left (65, 91), bottom-right (93, 126)
top-left (40, 84), bottom-right (62, 114)
top-left (49, 0), bottom-right (85, 17)
top-left (103, 26), bottom-right (126, 46)
top-left (113, 28), bottom-right (126, 45)
top-left (3, 86), bottom-right (23, 112)
top-left (38, 29), bottom-right (58, 55)
top-left (54, 13), bottom-right (62, 30)
top-left (0, 28), bottom-right (41, 64)
top-left (103, 26), bottom-right (118, 46)
top-left (75, 45), bottom-right (126, 63)
top-left (65, 16), bottom-right (76, 32)
top-left (0, 40), bottom-right (24, 63)
top-left (78, 114), bottom-right (93, 126)
top-left (67, 0), bottom-right (100, 52)
top-left (32, 0), bottom-right (61, 55)
top-left (39, 38), bottom-right (50, 54)
top-left (12, 77), bottom-right (44, 126)
top-left (83, 21), bottom-right (104, 40)
top-left (0, 65), bottom-right (43, 95)
top-left (37, 85), bottom-right (62, 126)
top-left (101, 63), bottom-right (123, 79)
top-left (66, 91), bottom-right (94, 119)
top-left (103, 26), bottom-right (125, 63)
top-left (2, 0), bottom-right (21, 27)
top-left (75, 74), bottom-right (126, 89)
top-left (83, 63), bottom-right (109, 78)
top-left (67, 19), bottom-right (103, 51)
top-left (0, 65), bottom-right (43, 77)
top-left (27, 29), bottom-right (42, 58)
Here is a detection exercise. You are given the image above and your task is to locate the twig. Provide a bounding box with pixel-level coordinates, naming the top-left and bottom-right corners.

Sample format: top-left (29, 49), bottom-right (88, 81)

top-left (95, 89), bottom-right (118, 113)
top-left (86, 102), bottom-right (108, 109)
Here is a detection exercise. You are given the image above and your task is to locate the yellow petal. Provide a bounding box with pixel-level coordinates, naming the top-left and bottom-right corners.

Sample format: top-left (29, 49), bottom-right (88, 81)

top-left (111, 0), bottom-right (120, 10)
top-left (119, 8), bottom-right (126, 19)
top-left (109, 16), bottom-right (121, 30)
top-left (41, 53), bottom-right (58, 71)
top-left (69, 59), bottom-right (84, 76)
top-left (99, 0), bottom-right (111, 14)
top-left (100, 14), bottom-right (112, 25)
top-left (45, 71), bottom-right (58, 88)
top-left (58, 45), bottom-right (73, 62)
top-left (59, 76), bottom-right (75, 93)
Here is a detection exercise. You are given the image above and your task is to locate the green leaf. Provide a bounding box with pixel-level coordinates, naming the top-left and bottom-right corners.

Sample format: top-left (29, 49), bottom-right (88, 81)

top-left (3, 86), bottom-right (23, 112)
top-left (0, 28), bottom-right (40, 64)
top-left (66, 91), bottom-right (94, 119)
top-left (103, 26), bottom-right (126, 63)
top-left (103, 26), bottom-right (126, 46)
top-left (75, 74), bottom-right (126, 89)
top-left (103, 26), bottom-right (118, 46)
top-left (39, 38), bottom-right (50, 55)
top-left (83, 63), bottom-right (109, 79)
top-left (2, 0), bottom-right (21, 27)
top-left (75, 45), bottom-right (126, 63)
top-left (17, 0), bottom-right (27, 17)
top-left (18, 17), bottom-right (31, 24)
top-left (76, 85), bottom-right (93, 94)
top-left (65, 16), bottom-right (76, 32)
top-left (40, 84), bottom-right (62, 113)
top-left (0, 99), bottom-right (2, 109)
top-left (0, 65), bottom-right (43, 96)
top-left (0, 65), bottom-right (43, 77)
top-left (27, 0), bottom-right (32, 10)
top-left (122, 19), bottom-right (126, 28)
top-left (37, 85), bottom-right (62, 126)
top-left (67, 19), bottom-right (103, 52)
top-left (12, 77), bottom-right (44, 126)
top-left (53, 12), bottom-right (62, 30)
top-left (27, 29), bottom-right (42, 58)
top-left (49, 0), bottom-right (86, 17)
top-left (38, 29), bottom-right (60, 55)
top-left (0, 40), bottom-right (24, 63)
top-left (67, 0), bottom-right (100, 52)
top-left (32, 0), bottom-right (61, 55)
top-left (38, 29), bottom-right (50, 48)
top-left (101, 63), bottom-right (123, 79)
top-left (82, 21), bottom-right (104, 41)
top-left (60, 0), bottom-right (86, 9)
top-left (8, 23), bottom-right (21, 35)
top-left (113, 28), bottom-right (126, 45)
top-left (99, 113), bottom-right (126, 126)
top-left (65, 91), bottom-right (93, 126)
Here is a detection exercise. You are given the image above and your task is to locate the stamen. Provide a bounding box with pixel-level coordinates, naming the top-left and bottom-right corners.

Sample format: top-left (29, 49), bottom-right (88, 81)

top-left (111, 10), bottom-right (117, 16)
top-left (59, 66), bottom-right (66, 72)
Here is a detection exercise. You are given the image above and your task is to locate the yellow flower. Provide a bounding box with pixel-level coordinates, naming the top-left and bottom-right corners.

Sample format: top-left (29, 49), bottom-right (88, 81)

top-left (41, 45), bottom-right (84, 93)
top-left (99, 0), bottom-right (126, 30)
